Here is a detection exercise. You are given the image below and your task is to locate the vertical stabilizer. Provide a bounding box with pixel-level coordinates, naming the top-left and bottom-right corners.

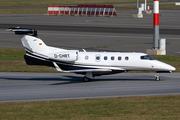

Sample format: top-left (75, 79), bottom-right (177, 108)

top-left (20, 35), bottom-right (49, 55)
top-left (7, 27), bottom-right (49, 56)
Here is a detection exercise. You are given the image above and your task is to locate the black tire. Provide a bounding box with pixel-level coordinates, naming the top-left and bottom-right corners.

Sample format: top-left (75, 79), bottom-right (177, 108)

top-left (83, 76), bottom-right (90, 82)
top-left (155, 76), bottom-right (160, 81)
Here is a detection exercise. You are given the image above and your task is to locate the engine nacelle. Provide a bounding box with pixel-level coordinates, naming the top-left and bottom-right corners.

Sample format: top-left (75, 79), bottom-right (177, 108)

top-left (49, 50), bottom-right (78, 62)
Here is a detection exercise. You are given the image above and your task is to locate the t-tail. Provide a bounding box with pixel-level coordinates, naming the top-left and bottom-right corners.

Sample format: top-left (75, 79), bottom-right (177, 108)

top-left (7, 27), bottom-right (50, 56)
top-left (7, 27), bottom-right (67, 66)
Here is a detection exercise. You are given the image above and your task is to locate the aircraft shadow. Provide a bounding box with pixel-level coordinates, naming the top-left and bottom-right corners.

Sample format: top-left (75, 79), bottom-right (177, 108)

top-left (0, 75), bottom-right (161, 86)
top-left (50, 75), bottom-right (159, 85)
top-left (0, 76), bottom-right (83, 84)
top-left (0, 77), bottom-right (63, 81)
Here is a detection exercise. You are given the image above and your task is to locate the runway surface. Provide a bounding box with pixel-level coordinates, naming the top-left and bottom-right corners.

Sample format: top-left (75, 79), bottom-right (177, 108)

top-left (0, 72), bottom-right (180, 103)
top-left (1, 23), bottom-right (180, 35)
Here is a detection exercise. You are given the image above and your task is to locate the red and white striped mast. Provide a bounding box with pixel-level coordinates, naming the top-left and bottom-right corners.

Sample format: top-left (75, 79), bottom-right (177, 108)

top-left (153, 0), bottom-right (159, 49)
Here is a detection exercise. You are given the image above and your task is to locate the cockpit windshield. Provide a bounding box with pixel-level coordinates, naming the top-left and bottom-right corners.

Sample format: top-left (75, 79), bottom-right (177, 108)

top-left (140, 55), bottom-right (155, 60)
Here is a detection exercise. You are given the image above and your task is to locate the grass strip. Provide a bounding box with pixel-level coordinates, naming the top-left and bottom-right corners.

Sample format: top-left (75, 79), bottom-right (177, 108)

top-left (0, 48), bottom-right (57, 72)
top-left (0, 60), bottom-right (57, 72)
top-left (0, 48), bottom-right (180, 72)
top-left (0, 48), bottom-right (25, 61)
top-left (0, 95), bottom-right (180, 119)
top-left (0, 8), bottom-right (47, 14)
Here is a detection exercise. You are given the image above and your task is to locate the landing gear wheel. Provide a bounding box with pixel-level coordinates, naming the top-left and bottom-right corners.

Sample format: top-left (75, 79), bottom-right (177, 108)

top-left (83, 76), bottom-right (90, 82)
top-left (155, 76), bottom-right (160, 81)
top-left (155, 73), bottom-right (160, 81)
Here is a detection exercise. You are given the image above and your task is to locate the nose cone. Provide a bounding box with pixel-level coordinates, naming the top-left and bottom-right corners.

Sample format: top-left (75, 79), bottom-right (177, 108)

top-left (164, 64), bottom-right (176, 71)
top-left (160, 61), bottom-right (176, 71)
top-left (153, 60), bottom-right (176, 72)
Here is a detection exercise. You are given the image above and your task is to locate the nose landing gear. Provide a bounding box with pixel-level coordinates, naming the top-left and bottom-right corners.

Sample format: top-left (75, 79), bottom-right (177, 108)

top-left (155, 73), bottom-right (160, 81)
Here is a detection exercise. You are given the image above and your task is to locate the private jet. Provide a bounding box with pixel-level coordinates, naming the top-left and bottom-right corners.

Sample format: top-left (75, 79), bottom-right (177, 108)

top-left (7, 27), bottom-right (176, 82)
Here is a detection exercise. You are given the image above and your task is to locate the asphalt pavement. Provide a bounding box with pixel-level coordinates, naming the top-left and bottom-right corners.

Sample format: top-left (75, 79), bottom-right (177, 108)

top-left (0, 72), bottom-right (180, 103)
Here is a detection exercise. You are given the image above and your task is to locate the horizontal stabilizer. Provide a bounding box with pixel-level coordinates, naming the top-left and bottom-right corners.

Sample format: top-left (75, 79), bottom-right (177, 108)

top-left (7, 27), bottom-right (38, 37)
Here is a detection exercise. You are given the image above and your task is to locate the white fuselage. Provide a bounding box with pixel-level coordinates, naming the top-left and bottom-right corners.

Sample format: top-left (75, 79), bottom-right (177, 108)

top-left (49, 50), bottom-right (175, 72)
top-left (75, 52), bottom-right (175, 71)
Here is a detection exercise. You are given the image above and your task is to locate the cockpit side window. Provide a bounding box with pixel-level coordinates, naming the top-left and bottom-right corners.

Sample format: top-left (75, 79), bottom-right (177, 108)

top-left (141, 56), bottom-right (148, 60)
top-left (141, 55), bottom-right (155, 60)
top-left (147, 55), bottom-right (155, 60)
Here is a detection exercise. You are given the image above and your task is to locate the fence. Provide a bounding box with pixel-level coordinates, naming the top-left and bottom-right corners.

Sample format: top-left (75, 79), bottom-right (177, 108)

top-left (48, 4), bottom-right (117, 17)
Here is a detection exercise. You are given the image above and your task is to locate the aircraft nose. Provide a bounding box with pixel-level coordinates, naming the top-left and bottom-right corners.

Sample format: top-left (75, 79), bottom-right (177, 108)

top-left (164, 64), bottom-right (176, 71)
top-left (152, 60), bottom-right (176, 71)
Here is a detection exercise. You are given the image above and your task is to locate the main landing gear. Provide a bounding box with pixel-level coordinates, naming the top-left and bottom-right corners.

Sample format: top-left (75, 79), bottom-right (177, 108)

top-left (83, 76), bottom-right (91, 82)
top-left (83, 72), bottom-right (92, 82)
top-left (155, 73), bottom-right (160, 81)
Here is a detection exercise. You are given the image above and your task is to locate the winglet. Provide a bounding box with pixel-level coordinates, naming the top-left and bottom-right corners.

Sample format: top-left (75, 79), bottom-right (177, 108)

top-left (82, 49), bottom-right (86, 52)
top-left (53, 62), bottom-right (63, 72)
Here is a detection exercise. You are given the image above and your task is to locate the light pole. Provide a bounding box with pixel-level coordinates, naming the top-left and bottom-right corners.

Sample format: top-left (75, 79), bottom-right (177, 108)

top-left (137, 0), bottom-right (139, 13)
top-left (153, 0), bottom-right (159, 49)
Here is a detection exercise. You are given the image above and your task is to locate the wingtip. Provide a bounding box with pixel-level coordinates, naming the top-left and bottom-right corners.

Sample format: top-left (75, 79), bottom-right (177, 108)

top-left (5, 29), bottom-right (12, 32)
top-left (5, 27), bottom-right (19, 31)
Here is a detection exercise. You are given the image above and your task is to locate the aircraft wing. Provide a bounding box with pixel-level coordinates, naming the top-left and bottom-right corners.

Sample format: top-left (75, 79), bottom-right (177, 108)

top-left (53, 62), bottom-right (112, 73)
top-left (65, 69), bottom-right (112, 73)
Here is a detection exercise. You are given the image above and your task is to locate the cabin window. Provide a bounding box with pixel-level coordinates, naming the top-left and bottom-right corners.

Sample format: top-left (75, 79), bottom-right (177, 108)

top-left (54, 54), bottom-right (58, 58)
top-left (141, 55), bottom-right (155, 60)
top-left (104, 56), bottom-right (108, 60)
top-left (95, 55), bottom-right (101, 62)
top-left (111, 56), bottom-right (114, 60)
top-left (118, 56), bottom-right (121, 61)
top-left (125, 57), bottom-right (129, 61)
top-left (96, 56), bottom-right (100, 60)
top-left (76, 52), bottom-right (78, 60)
top-left (85, 56), bottom-right (89, 60)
